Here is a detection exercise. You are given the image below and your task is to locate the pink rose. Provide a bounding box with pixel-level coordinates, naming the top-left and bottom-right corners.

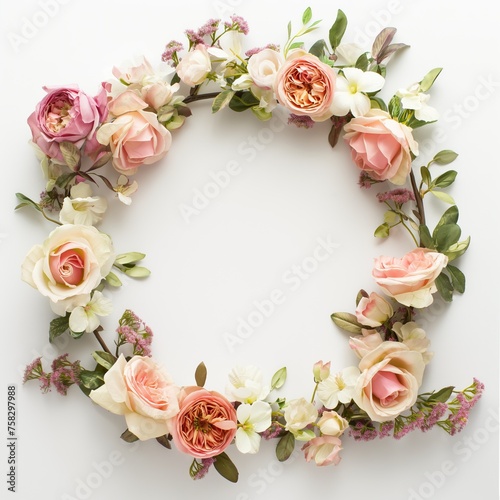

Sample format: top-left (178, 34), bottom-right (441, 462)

top-left (28, 84), bottom-right (108, 164)
top-left (274, 51), bottom-right (336, 122)
top-left (89, 355), bottom-right (179, 440)
top-left (97, 91), bottom-right (171, 175)
top-left (21, 224), bottom-right (115, 315)
top-left (373, 248), bottom-right (448, 308)
top-left (302, 436), bottom-right (342, 466)
top-left (353, 342), bottom-right (425, 422)
top-left (343, 109), bottom-right (418, 185)
top-left (171, 386), bottom-right (237, 458)
top-left (355, 292), bottom-right (394, 327)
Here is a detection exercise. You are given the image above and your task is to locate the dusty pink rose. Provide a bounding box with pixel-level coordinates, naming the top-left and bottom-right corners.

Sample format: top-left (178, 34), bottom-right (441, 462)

top-left (302, 436), bottom-right (342, 466)
top-left (343, 109), bottom-right (418, 185)
top-left (373, 248), bottom-right (448, 308)
top-left (355, 292), bottom-right (394, 327)
top-left (171, 386), bottom-right (237, 458)
top-left (89, 355), bottom-right (179, 440)
top-left (96, 91), bottom-right (171, 175)
top-left (274, 51), bottom-right (336, 122)
top-left (21, 224), bottom-right (115, 315)
top-left (353, 342), bottom-right (425, 422)
top-left (28, 84), bottom-right (108, 164)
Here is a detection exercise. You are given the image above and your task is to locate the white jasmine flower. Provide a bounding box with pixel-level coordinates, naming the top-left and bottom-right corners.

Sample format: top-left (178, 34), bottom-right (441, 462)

top-left (226, 365), bottom-right (270, 403)
top-left (397, 83), bottom-right (439, 122)
top-left (59, 183), bottom-right (107, 225)
top-left (235, 401), bottom-right (272, 454)
top-left (69, 291), bottom-right (113, 333)
top-left (331, 67), bottom-right (385, 117)
top-left (317, 366), bottom-right (361, 409)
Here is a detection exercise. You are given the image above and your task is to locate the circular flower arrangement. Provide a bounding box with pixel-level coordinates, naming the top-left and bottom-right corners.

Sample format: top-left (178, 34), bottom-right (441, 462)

top-left (19, 8), bottom-right (483, 483)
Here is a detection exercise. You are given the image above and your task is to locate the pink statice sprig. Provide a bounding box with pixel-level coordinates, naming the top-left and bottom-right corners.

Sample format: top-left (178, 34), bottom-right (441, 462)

top-left (115, 309), bottom-right (153, 357)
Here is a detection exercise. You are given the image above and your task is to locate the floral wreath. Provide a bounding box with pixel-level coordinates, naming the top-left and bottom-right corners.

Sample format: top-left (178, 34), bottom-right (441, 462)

top-left (18, 7), bottom-right (483, 483)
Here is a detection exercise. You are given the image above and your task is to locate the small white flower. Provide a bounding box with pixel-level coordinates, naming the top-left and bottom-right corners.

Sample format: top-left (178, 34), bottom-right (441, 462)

top-left (397, 83), bottom-right (439, 122)
top-left (226, 365), bottom-right (270, 404)
top-left (114, 175), bottom-right (138, 205)
top-left (392, 321), bottom-right (433, 364)
top-left (69, 291), bottom-right (113, 333)
top-left (235, 401), bottom-right (272, 454)
top-left (335, 43), bottom-right (366, 67)
top-left (317, 366), bottom-right (361, 409)
top-left (331, 67), bottom-right (385, 117)
top-left (59, 183), bottom-right (107, 225)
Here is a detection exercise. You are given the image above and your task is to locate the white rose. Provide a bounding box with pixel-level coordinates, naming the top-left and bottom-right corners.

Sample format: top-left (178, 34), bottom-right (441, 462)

top-left (176, 44), bottom-right (212, 87)
top-left (247, 48), bottom-right (284, 89)
top-left (21, 224), bottom-right (115, 315)
top-left (317, 411), bottom-right (349, 437)
top-left (59, 183), bottom-right (107, 226)
top-left (284, 397), bottom-right (318, 440)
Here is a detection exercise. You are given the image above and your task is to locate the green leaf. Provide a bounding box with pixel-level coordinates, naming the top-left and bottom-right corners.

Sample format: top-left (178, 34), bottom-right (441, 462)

top-left (434, 206), bottom-right (459, 233)
top-left (444, 236), bottom-right (470, 261)
top-left (432, 149), bottom-right (458, 165)
top-left (276, 432), bottom-right (295, 462)
top-left (212, 89), bottom-right (235, 114)
top-left (92, 351), bottom-right (117, 371)
top-left (49, 314), bottom-right (70, 342)
top-left (105, 271), bottom-right (122, 287)
top-left (124, 266), bottom-right (151, 278)
top-left (374, 223), bottom-right (390, 238)
top-left (446, 264), bottom-right (466, 293)
top-left (355, 52), bottom-right (369, 71)
top-left (195, 361), bottom-right (207, 387)
top-left (69, 329), bottom-right (85, 339)
top-left (420, 166), bottom-right (431, 187)
top-left (114, 252), bottom-right (146, 265)
top-left (418, 224), bottom-right (435, 249)
top-left (302, 6), bottom-right (312, 24)
top-left (271, 367), bottom-right (287, 390)
top-left (79, 369), bottom-right (105, 390)
top-left (378, 42), bottom-right (409, 64)
top-left (384, 210), bottom-right (399, 225)
top-left (309, 39), bottom-right (327, 58)
top-left (170, 73), bottom-right (180, 85)
top-left (419, 67), bottom-right (442, 92)
top-left (388, 95), bottom-right (402, 119)
top-left (59, 141), bottom-right (81, 170)
top-left (434, 223), bottom-right (461, 251)
top-left (430, 190), bottom-right (455, 205)
top-left (435, 272), bottom-right (454, 302)
top-left (228, 91), bottom-right (260, 112)
top-left (331, 312), bottom-right (363, 334)
top-left (156, 434), bottom-right (172, 450)
top-left (369, 96), bottom-right (387, 111)
top-left (120, 429), bottom-right (139, 443)
top-left (329, 9), bottom-right (347, 50)
top-left (55, 172), bottom-right (77, 188)
top-left (427, 386), bottom-right (455, 403)
top-left (287, 20), bottom-right (292, 39)
top-left (214, 452), bottom-right (239, 483)
top-left (15, 193), bottom-right (42, 212)
top-left (433, 170), bottom-right (457, 189)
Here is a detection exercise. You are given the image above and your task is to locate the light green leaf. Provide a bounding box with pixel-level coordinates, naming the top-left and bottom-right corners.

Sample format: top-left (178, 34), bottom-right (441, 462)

top-left (384, 211), bottom-right (399, 225)
top-left (420, 166), bottom-right (431, 187)
top-left (15, 193), bottom-right (42, 212)
top-left (444, 236), bottom-right (470, 261)
top-left (434, 223), bottom-right (461, 251)
top-left (212, 89), bottom-right (235, 114)
top-left (302, 6), bottom-right (312, 24)
top-left (374, 223), bottom-right (390, 238)
top-left (114, 252), bottom-right (146, 265)
top-left (419, 67), bottom-right (442, 92)
top-left (331, 312), bottom-right (363, 334)
top-left (124, 266), bottom-right (151, 278)
top-left (329, 9), bottom-right (347, 50)
top-left (59, 141), bottom-right (81, 170)
top-left (432, 150), bottom-right (458, 165)
top-left (271, 367), bottom-right (287, 390)
top-left (92, 351), bottom-right (117, 371)
top-left (105, 271), bottom-right (122, 287)
top-left (430, 190), bottom-right (455, 205)
top-left (433, 170), bottom-right (457, 189)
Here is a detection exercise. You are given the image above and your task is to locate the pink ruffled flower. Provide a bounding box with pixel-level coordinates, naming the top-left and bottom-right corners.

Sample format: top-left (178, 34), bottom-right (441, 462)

top-left (302, 436), bottom-right (343, 466)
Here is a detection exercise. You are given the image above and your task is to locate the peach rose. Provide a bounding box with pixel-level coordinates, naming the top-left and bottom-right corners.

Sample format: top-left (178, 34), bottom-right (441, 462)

top-left (247, 48), bottom-right (284, 89)
top-left (343, 109), bottom-right (418, 185)
top-left (373, 248), bottom-right (448, 308)
top-left (274, 51), bottom-right (336, 122)
top-left (353, 342), bottom-right (425, 422)
top-left (171, 387), bottom-right (237, 458)
top-left (302, 436), bottom-right (342, 466)
top-left (21, 224), bottom-right (115, 315)
top-left (97, 91), bottom-right (171, 175)
top-left (89, 355), bottom-right (179, 440)
top-left (355, 292), bottom-right (394, 327)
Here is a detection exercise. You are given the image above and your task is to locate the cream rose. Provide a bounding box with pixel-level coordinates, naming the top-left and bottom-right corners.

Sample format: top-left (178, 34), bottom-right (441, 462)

top-left (176, 44), bottom-right (212, 87)
top-left (89, 355), bottom-right (179, 440)
top-left (247, 48), bottom-right (284, 89)
top-left (21, 224), bottom-right (115, 315)
top-left (373, 248), bottom-right (448, 308)
top-left (274, 51), bottom-right (336, 121)
top-left (355, 292), bottom-right (394, 327)
top-left (353, 342), bottom-right (425, 422)
top-left (343, 109), bottom-right (418, 185)
top-left (284, 397), bottom-right (318, 440)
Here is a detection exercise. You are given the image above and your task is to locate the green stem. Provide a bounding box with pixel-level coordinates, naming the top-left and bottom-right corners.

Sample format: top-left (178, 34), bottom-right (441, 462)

top-left (310, 382), bottom-right (319, 404)
top-left (410, 169), bottom-right (426, 231)
top-left (41, 209), bottom-right (62, 226)
top-left (400, 217), bottom-right (419, 247)
top-left (93, 328), bottom-right (112, 355)
top-left (184, 92), bottom-right (220, 104)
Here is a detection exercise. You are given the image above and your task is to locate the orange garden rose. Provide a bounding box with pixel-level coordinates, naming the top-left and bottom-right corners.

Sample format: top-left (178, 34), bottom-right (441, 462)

top-left (171, 386), bottom-right (237, 458)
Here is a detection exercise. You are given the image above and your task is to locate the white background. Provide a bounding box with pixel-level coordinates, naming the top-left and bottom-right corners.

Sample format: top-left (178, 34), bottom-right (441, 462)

top-left (1, 0), bottom-right (498, 499)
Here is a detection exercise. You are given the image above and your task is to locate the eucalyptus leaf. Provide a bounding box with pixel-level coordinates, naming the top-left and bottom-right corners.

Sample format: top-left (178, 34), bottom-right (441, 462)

top-left (446, 264), bottom-right (466, 293)
top-left (271, 367), bottom-right (287, 390)
top-left (329, 9), bottom-right (347, 50)
top-left (214, 452), bottom-right (239, 483)
top-left (276, 432), bottom-right (295, 462)
top-left (331, 312), bottom-right (363, 334)
top-left (419, 67), bottom-right (442, 92)
top-left (195, 361), bottom-right (207, 387)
